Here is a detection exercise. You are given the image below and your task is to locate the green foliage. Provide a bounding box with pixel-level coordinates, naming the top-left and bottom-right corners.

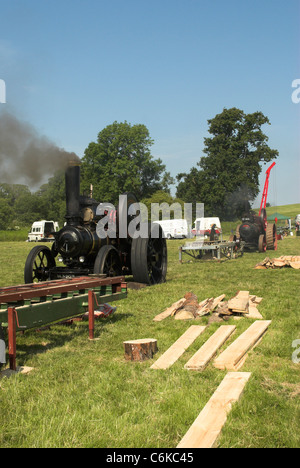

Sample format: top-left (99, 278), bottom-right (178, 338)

top-left (0, 172), bottom-right (66, 230)
top-left (80, 121), bottom-right (174, 204)
top-left (176, 108), bottom-right (279, 220)
top-left (141, 190), bottom-right (185, 220)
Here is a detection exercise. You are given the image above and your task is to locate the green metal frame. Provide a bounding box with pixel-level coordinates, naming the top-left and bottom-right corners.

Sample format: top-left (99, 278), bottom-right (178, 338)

top-left (0, 278), bottom-right (127, 331)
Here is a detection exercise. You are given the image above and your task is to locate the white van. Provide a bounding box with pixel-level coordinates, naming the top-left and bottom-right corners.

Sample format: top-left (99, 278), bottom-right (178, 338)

top-left (27, 220), bottom-right (59, 242)
top-left (153, 219), bottom-right (188, 239)
top-left (191, 217), bottom-right (222, 237)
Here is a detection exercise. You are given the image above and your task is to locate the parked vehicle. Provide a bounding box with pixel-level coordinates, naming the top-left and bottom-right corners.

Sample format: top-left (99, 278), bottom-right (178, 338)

top-left (191, 217), bottom-right (222, 238)
top-left (27, 220), bottom-right (59, 242)
top-left (153, 219), bottom-right (188, 239)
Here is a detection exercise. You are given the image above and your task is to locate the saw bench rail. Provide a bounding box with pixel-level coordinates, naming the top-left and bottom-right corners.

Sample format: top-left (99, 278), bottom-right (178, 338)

top-left (179, 240), bottom-right (245, 263)
top-left (0, 276), bottom-right (127, 371)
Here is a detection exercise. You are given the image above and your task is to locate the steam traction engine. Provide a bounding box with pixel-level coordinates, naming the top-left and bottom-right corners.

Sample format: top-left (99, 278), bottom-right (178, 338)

top-left (235, 162), bottom-right (277, 252)
top-left (24, 163), bottom-right (167, 285)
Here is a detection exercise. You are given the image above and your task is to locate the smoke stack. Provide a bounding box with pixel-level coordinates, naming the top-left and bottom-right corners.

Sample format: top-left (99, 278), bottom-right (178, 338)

top-left (65, 162), bottom-right (81, 225)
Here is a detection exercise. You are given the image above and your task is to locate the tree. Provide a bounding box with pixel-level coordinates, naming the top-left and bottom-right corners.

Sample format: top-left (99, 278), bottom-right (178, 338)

top-left (0, 199), bottom-right (12, 229)
top-left (176, 108), bottom-right (278, 220)
top-left (140, 190), bottom-right (185, 220)
top-left (80, 121), bottom-right (174, 204)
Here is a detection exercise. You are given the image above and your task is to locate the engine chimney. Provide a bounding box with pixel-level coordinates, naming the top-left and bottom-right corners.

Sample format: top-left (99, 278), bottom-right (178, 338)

top-left (65, 162), bottom-right (81, 225)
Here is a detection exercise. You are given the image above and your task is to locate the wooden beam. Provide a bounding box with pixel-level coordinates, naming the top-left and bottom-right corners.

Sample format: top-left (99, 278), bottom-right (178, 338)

top-left (228, 290), bottom-right (249, 313)
top-left (177, 372), bottom-right (251, 448)
top-left (214, 320), bottom-right (271, 370)
top-left (184, 325), bottom-right (236, 371)
top-left (153, 298), bottom-right (186, 322)
top-left (151, 325), bottom-right (206, 370)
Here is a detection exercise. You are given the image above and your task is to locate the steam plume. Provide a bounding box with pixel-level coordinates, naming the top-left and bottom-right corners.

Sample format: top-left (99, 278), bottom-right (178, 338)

top-left (0, 112), bottom-right (80, 186)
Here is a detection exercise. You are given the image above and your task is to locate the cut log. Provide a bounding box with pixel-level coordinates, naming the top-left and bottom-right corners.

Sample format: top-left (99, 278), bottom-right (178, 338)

top-left (174, 309), bottom-right (195, 320)
top-left (124, 339), bottom-right (158, 361)
top-left (214, 320), bottom-right (271, 370)
top-left (184, 325), bottom-right (236, 371)
top-left (151, 325), bottom-right (206, 370)
top-left (180, 292), bottom-right (200, 318)
top-left (177, 372), bottom-right (251, 448)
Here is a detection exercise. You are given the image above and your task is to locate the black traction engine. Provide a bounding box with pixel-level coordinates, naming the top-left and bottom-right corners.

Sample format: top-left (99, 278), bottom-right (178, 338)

top-left (24, 163), bottom-right (167, 285)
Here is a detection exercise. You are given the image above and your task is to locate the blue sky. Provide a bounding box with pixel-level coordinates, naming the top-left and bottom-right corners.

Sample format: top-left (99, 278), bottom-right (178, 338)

top-left (0, 0), bottom-right (299, 207)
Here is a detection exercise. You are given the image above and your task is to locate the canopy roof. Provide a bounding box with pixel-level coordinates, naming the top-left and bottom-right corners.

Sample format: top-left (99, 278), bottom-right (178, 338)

top-left (267, 212), bottom-right (290, 221)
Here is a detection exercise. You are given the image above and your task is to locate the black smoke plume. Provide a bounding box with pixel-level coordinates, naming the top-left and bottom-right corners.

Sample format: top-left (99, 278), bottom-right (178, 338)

top-left (0, 112), bottom-right (80, 186)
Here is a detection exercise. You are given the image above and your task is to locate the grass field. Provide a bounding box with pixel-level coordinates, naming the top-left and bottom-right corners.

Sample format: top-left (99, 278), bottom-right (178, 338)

top-left (0, 234), bottom-right (299, 448)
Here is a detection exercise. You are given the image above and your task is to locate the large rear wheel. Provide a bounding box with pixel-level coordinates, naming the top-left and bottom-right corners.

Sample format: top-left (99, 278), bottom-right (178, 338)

top-left (266, 223), bottom-right (277, 250)
top-left (24, 245), bottom-right (56, 284)
top-left (131, 223), bottom-right (167, 285)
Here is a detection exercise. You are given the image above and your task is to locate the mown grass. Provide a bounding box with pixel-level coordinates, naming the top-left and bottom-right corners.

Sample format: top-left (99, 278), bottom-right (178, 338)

top-left (0, 235), bottom-right (299, 448)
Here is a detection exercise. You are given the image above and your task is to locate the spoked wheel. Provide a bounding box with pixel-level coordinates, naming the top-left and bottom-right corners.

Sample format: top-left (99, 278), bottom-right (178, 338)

top-left (94, 245), bottom-right (122, 277)
top-left (258, 234), bottom-right (267, 252)
top-left (131, 223), bottom-right (167, 285)
top-left (24, 245), bottom-right (56, 284)
top-left (266, 223), bottom-right (277, 250)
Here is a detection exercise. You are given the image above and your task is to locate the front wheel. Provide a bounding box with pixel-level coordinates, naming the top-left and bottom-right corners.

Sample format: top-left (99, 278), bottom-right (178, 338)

top-left (93, 245), bottom-right (123, 277)
top-left (24, 245), bottom-right (56, 284)
top-left (258, 234), bottom-right (266, 252)
top-left (131, 223), bottom-right (167, 285)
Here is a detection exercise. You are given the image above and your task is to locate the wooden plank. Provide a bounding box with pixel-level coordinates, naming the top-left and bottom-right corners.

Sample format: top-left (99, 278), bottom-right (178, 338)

top-left (228, 290), bottom-right (249, 313)
top-left (177, 372), bottom-right (251, 448)
top-left (214, 320), bottom-right (271, 370)
top-left (184, 325), bottom-right (236, 371)
top-left (211, 294), bottom-right (226, 310)
top-left (247, 304), bottom-right (263, 320)
top-left (153, 298), bottom-right (186, 322)
top-left (150, 325), bottom-right (206, 370)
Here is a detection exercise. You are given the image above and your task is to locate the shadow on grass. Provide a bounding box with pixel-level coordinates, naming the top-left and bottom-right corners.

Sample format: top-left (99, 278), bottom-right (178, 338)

top-left (2, 312), bottom-right (134, 367)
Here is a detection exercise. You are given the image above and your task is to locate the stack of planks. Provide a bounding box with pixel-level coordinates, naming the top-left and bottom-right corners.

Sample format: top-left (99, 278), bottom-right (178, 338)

top-left (217, 291), bottom-right (263, 320)
top-left (255, 255), bottom-right (300, 270)
top-left (153, 292), bottom-right (226, 321)
top-left (153, 291), bottom-right (263, 322)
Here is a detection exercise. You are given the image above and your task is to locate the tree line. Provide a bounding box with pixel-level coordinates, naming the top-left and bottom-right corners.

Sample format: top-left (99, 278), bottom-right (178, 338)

top-left (0, 108), bottom-right (278, 230)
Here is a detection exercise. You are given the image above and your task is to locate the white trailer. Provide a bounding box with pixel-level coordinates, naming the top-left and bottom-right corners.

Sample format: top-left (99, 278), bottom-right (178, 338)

top-left (191, 217), bottom-right (222, 237)
top-left (27, 220), bottom-right (59, 242)
top-left (153, 219), bottom-right (188, 239)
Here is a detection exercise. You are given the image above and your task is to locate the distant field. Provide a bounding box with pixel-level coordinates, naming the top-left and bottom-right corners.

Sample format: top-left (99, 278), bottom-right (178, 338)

top-left (255, 203), bottom-right (300, 219)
